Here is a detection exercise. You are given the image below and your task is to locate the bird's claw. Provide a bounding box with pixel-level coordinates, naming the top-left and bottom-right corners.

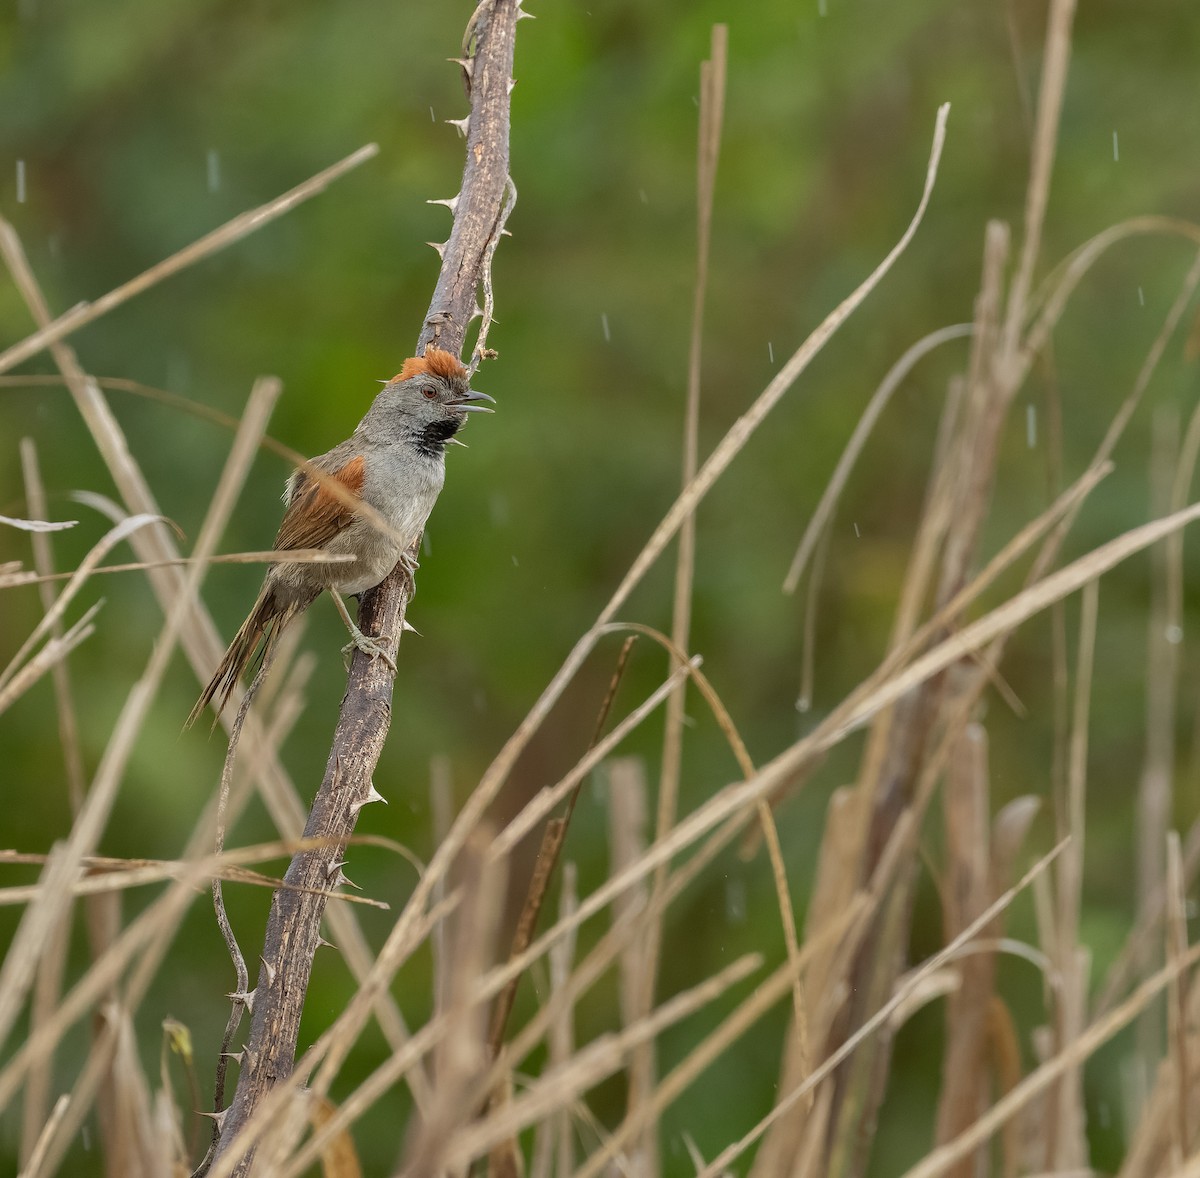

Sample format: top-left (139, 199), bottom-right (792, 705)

top-left (342, 629), bottom-right (397, 672)
top-left (400, 552), bottom-right (420, 595)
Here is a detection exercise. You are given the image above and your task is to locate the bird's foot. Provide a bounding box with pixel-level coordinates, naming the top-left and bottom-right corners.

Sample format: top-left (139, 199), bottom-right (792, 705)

top-left (342, 623), bottom-right (397, 672)
top-left (400, 552), bottom-right (420, 592)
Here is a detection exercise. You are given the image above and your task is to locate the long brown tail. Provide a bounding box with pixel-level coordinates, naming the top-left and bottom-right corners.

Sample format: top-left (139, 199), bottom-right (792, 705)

top-left (186, 586), bottom-right (301, 730)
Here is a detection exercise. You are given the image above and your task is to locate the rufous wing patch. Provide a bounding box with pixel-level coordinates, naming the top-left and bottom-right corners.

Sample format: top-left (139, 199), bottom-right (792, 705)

top-left (327, 455), bottom-right (366, 497)
top-left (392, 345), bottom-right (468, 383)
top-left (274, 455), bottom-right (365, 551)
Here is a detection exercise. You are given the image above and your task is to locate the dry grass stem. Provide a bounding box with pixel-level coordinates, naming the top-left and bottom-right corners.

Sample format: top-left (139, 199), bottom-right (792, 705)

top-left (16, 1093), bottom-right (69, 1178)
top-left (1000, 0), bottom-right (1076, 360)
top-left (446, 953), bottom-right (762, 1171)
top-left (642, 28), bottom-right (728, 1169)
top-left (697, 843), bottom-right (1066, 1177)
top-left (783, 322), bottom-right (974, 594)
top-left (402, 832), bottom-right (505, 1178)
top-left (903, 940), bottom-right (1200, 1178)
top-left (1047, 577), bottom-right (1098, 1168)
top-left (1166, 832), bottom-right (1191, 1163)
top-left (0, 548), bottom-right (354, 590)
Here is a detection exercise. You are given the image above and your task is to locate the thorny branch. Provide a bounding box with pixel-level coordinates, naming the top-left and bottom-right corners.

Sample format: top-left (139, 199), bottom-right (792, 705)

top-left (206, 2), bottom-right (520, 1172)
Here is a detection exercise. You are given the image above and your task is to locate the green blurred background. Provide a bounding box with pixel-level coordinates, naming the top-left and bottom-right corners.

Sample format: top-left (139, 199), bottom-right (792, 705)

top-left (2, 1), bottom-right (1200, 1173)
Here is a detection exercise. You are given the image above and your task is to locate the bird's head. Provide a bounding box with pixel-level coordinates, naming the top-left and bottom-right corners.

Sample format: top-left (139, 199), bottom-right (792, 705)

top-left (361, 346), bottom-right (494, 454)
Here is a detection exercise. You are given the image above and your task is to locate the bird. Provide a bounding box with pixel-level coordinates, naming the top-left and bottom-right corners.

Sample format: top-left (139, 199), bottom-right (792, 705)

top-left (186, 345), bottom-right (493, 728)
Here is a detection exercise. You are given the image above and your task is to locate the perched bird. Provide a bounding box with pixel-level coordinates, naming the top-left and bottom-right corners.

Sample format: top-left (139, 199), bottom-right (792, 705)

top-left (186, 346), bottom-right (493, 728)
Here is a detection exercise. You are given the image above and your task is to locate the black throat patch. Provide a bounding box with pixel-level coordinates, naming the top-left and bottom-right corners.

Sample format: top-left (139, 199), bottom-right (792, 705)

top-left (410, 415), bottom-right (462, 458)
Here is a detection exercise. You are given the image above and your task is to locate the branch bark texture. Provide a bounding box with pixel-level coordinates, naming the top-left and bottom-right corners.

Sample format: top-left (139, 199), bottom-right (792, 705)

top-left (211, 2), bottom-right (519, 1170)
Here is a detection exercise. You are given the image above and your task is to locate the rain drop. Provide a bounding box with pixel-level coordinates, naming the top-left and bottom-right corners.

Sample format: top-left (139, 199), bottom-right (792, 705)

top-left (206, 149), bottom-right (221, 193)
top-left (767, 341), bottom-right (774, 364)
top-left (1112, 131), bottom-right (1119, 162)
top-left (1138, 286), bottom-right (1145, 307)
top-left (1026, 403), bottom-right (1037, 448)
top-left (725, 877), bottom-right (747, 925)
top-left (601, 312), bottom-right (611, 342)
top-left (1165, 624), bottom-right (1183, 645)
top-left (853, 522), bottom-right (860, 538)
top-left (15, 160), bottom-right (26, 204)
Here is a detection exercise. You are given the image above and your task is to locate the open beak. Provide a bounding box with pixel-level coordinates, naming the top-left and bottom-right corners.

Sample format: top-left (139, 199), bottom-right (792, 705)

top-left (454, 388), bottom-right (496, 413)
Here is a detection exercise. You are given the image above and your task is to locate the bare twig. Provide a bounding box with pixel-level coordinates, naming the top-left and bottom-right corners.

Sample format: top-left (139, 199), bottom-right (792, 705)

top-left (208, 3), bottom-right (521, 1171)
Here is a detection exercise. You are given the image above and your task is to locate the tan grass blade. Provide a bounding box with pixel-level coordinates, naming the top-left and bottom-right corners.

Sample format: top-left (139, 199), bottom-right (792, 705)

top-left (902, 940), bottom-right (1200, 1178)
top-left (679, 844), bottom-right (1066, 1178)
top-left (0, 601), bottom-right (101, 716)
top-left (641, 31), bottom-right (729, 1169)
top-left (0, 514), bottom-right (163, 696)
top-left (783, 322), bottom-right (974, 594)
top-left (16, 1093), bottom-right (68, 1178)
top-left (933, 723), bottom-right (998, 1173)
top-left (442, 954), bottom-right (763, 1173)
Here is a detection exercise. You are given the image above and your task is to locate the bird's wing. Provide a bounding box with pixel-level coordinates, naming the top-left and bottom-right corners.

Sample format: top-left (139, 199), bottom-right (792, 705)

top-left (274, 451), bottom-right (365, 552)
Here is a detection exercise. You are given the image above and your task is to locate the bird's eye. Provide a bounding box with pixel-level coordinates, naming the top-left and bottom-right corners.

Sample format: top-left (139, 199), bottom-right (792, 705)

top-left (422, 385), bottom-right (438, 400)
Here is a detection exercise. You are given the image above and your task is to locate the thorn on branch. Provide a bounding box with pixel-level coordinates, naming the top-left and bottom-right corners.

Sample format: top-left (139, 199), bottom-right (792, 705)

top-left (427, 195), bottom-right (461, 213)
top-left (350, 782), bottom-right (387, 815)
top-left (446, 117), bottom-right (470, 137)
top-left (258, 956), bottom-right (277, 987)
top-left (449, 56), bottom-right (474, 97)
top-left (427, 241), bottom-right (447, 258)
